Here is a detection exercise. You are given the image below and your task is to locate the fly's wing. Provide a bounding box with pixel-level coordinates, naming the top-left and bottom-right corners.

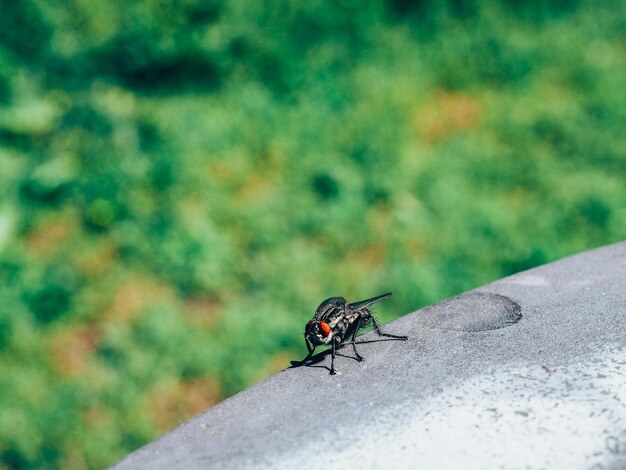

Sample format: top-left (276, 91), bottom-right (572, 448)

top-left (344, 293), bottom-right (391, 339)
top-left (348, 292), bottom-right (391, 311)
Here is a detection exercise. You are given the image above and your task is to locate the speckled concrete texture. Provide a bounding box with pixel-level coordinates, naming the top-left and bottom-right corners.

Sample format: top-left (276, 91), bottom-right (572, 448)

top-left (111, 241), bottom-right (626, 469)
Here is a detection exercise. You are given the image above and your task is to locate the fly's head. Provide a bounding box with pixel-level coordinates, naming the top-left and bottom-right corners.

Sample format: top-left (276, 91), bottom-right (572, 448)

top-left (304, 320), bottom-right (333, 345)
top-left (304, 296), bottom-right (350, 346)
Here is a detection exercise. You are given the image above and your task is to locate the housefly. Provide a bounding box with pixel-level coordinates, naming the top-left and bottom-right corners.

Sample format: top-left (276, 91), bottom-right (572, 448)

top-left (296, 292), bottom-right (407, 375)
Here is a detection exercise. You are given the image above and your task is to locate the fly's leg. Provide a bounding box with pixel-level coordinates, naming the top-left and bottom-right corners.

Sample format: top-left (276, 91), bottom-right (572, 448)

top-left (329, 339), bottom-right (336, 375)
top-left (302, 338), bottom-right (316, 362)
top-left (350, 317), bottom-right (364, 362)
top-left (292, 338), bottom-right (315, 366)
top-left (371, 315), bottom-right (408, 340)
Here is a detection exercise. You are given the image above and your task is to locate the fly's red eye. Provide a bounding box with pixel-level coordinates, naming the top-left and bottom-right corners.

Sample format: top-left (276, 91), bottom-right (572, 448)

top-left (319, 322), bottom-right (331, 337)
top-left (306, 321), bottom-right (312, 328)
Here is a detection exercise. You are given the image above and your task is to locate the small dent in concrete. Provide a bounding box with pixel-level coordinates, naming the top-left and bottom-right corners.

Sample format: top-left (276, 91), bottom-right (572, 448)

top-left (419, 292), bottom-right (522, 332)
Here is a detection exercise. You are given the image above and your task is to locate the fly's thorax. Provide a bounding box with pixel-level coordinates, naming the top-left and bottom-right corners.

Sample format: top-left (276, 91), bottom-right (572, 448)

top-left (331, 320), bottom-right (348, 342)
top-left (314, 297), bottom-right (348, 323)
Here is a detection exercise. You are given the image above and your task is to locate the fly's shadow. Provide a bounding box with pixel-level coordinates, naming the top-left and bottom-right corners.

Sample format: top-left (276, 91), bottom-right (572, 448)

top-left (289, 337), bottom-right (405, 374)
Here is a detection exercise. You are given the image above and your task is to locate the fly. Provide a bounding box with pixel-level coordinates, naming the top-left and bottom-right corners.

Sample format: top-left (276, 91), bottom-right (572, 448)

top-left (296, 292), bottom-right (407, 375)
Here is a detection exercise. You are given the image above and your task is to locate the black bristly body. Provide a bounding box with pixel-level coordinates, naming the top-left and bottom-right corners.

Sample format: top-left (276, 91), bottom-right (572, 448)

top-left (298, 292), bottom-right (407, 375)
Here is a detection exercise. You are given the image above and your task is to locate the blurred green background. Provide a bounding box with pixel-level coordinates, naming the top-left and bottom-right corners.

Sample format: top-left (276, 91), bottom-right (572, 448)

top-left (0, 0), bottom-right (625, 468)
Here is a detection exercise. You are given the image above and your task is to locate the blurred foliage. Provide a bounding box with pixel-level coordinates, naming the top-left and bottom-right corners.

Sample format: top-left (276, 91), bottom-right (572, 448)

top-left (0, 0), bottom-right (625, 467)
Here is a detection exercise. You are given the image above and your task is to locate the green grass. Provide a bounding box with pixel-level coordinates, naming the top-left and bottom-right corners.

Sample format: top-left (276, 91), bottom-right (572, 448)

top-left (0, 0), bottom-right (625, 468)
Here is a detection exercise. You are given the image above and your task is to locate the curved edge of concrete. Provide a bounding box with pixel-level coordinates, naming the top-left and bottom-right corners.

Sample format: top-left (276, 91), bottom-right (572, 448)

top-left (111, 241), bottom-right (626, 469)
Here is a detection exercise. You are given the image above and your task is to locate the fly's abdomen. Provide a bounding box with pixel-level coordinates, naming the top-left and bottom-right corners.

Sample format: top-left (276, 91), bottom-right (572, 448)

top-left (359, 312), bottom-right (373, 329)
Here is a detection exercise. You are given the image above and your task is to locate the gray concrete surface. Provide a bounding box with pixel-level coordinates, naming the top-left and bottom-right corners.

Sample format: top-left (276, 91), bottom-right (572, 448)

top-left (111, 241), bottom-right (626, 469)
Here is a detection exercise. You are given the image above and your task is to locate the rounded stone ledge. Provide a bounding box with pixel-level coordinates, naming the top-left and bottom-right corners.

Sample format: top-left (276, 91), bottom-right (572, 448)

top-left (109, 241), bottom-right (626, 470)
